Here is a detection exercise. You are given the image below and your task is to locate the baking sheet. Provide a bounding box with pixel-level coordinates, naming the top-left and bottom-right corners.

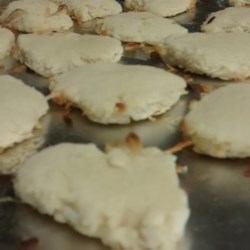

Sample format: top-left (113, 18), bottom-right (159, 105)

top-left (2, 1), bottom-right (250, 250)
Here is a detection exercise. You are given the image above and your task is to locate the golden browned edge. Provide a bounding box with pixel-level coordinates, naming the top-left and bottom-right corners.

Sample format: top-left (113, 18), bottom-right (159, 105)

top-left (123, 42), bottom-right (144, 51)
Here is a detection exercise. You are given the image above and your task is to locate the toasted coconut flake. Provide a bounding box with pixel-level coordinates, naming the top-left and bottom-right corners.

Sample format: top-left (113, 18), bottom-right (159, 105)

top-left (167, 140), bottom-right (193, 153)
top-left (8, 64), bottom-right (27, 74)
top-left (123, 42), bottom-right (142, 51)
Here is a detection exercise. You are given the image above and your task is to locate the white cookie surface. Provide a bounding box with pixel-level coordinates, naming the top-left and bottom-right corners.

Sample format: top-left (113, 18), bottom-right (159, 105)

top-left (183, 84), bottom-right (250, 158)
top-left (62, 0), bottom-right (122, 22)
top-left (16, 33), bottom-right (123, 77)
top-left (0, 75), bottom-right (48, 151)
top-left (229, 0), bottom-right (250, 6)
top-left (15, 141), bottom-right (189, 250)
top-left (0, 0), bottom-right (73, 33)
top-left (95, 12), bottom-right (187, 45)
top-left (125, 0), bottom-right (194, 17)
top-left (50, 63), bottom-right (186, 124)
top-left (0, 27), bottom-right (15, 59)
top-left (161, 32), bottom-right (250, 80)
top-left (202, 7), bottom-right (250, 33)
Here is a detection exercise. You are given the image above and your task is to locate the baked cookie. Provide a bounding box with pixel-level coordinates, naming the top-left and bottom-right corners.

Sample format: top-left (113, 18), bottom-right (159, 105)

top-left (202, 7), bottom-right (250, 33)
top-left (0, 75), bottom-right (48, 151)
top-left (0, 0), bottom-right (73, 33)
top-left (161, 32), bottom-right (250, 80)
top-left (95, 12), bottom-right (187, 45)
top-left (14, 137), bottom-right (189, 250)
top-left (49, 63), bottom-right (187, 124)
top-left (16, 33), bottom-right (123, 77)
top-left (62, 0), bottom-right (122, 22)
top-left (182, 83), bottom-right (250, 158)
top-left (124, 0), bottom-right (195, 17)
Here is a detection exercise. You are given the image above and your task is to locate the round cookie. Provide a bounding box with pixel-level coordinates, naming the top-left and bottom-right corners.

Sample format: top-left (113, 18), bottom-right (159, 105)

top-left (16, 33), bottom-right (123, 77)
top-left (124, 0), bottom-right (195, 17)
top-left (161, 32), bottom-right (250, 80)
top-left (95, 12), bottom-right (187, 45)
top-left (0, 0), bottom-right (73, 33)
top-left (182, 83), bottom-right (250, 158)
top-left (14, 139), bottom-right (189, 250)
top-left (49, 63), bottom-right (187, 124)
top-left (202, 7), bottom-right (250, 33)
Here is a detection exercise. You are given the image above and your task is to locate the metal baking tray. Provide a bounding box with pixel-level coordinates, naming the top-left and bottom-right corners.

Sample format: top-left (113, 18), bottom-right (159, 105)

top-left (2, 1), bottom-right (250, 250)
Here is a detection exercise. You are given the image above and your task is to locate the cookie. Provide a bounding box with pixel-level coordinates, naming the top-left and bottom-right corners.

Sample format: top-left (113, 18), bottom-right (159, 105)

top-left (182, 83), bottom-right (250, 158)
top-left (16, 33), bottom-right (123, 77)
top-left (49, 63), bottom-right (187, 124)
top-left (62, 0), bottom-right (122, 22)
top-left (161, 32), bottom-right (250, 80)
top-left (124, 0), bottom-right (195, 17)
top-left (95, 12), bottom-right (187, 45)
top-left (14, 137), bottom-right (189, 250)
top-left (0, 0), bottom-right (73, 33)
top-left (0, 75), bottom-right (48, 153)
top-left (202, 7), bottom-right (250, 33)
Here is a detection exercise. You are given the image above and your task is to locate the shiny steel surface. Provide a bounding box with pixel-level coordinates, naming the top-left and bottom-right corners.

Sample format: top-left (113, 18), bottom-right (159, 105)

top-left (2, 1), bottom-right (250, 250)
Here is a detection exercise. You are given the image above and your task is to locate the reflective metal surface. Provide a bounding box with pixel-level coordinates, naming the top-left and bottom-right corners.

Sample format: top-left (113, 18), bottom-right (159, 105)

top-left (2, 1), bottom-right (250, 250)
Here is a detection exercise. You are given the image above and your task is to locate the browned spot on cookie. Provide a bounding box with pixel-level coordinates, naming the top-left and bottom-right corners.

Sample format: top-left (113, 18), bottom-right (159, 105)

top-left (115, 102), bottom-right (126, 112)
top-left (100, 29), bottom-right (108, 36)
top-left (125, 133), bottom-right (141, 147)
top-left (52, 94), bottom-right (67, 105)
